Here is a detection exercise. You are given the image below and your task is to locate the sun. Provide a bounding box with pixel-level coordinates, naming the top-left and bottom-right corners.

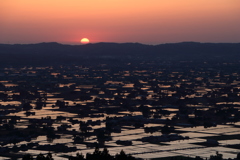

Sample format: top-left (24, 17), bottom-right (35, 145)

top-left (80, 38), bottom-right (90, 44)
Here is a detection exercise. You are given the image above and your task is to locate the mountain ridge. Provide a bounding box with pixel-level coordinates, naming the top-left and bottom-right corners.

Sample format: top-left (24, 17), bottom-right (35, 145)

top-left (0, 42), bottom-right (240, 66)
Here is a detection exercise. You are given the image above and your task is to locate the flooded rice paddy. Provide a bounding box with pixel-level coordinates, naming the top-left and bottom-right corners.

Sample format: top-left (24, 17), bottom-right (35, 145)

top-left (0, 62), bottom-right (240, 159)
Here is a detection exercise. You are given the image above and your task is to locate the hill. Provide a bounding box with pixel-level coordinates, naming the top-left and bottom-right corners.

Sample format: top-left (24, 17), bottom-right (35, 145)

top-left (0, 42), bottom-right (240, 66)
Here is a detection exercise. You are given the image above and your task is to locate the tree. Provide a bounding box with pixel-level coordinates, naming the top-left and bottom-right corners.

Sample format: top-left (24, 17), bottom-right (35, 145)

top-left (101, 148), bottom-right (113, 160)
top-left (195, 156), bottom-right (204, 160)
top-left (22, 154), bottom-right (33, 160)
top-left (46, 153), bottom-right (54, 160)
top-left (115, 150), bottom-right (136, 160)
top-left (36, 154), bottom-right (46, 160)
top-left (237, 153), bottom-right (240, 160)
top-left (210, 152), bottom-right (223, 160)
top-left (69, 153), bottom-right (84, 160)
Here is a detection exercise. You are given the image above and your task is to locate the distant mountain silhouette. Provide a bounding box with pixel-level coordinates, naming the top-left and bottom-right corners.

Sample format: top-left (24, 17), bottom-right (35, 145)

top-left (0, 42), bottom-right (240, 66)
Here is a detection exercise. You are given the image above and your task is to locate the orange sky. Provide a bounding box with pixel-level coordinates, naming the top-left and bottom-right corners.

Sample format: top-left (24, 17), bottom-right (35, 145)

top-left (1, 0), bottom-right (240, 44)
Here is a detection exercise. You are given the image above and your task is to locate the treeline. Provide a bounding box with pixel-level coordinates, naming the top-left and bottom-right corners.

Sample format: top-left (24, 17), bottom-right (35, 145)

top-left (22, 148), bottom-right (137, 160)
top-left (22, 150), bottom-right (240, 160)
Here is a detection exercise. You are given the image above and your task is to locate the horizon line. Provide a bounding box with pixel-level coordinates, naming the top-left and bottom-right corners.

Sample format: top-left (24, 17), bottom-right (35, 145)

top-left (1, 41), bottom-right (240, 46)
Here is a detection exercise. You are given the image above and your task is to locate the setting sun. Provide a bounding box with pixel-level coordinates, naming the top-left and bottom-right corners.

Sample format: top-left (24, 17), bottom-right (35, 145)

top-left (81, 38), bottom-right (90, 44)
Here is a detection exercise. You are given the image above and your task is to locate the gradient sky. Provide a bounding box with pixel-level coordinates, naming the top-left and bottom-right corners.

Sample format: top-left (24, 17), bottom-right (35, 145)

top-left (1, 0), bottom-right (240, 44)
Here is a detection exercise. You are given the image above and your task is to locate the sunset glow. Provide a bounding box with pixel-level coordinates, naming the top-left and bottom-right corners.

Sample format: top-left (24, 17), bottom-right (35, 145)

top-left (1, 0), bottom-right (240, 44)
